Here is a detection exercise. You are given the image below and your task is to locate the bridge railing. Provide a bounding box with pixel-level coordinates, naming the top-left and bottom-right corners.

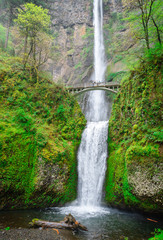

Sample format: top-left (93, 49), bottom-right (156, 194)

top-left (66, 81), bottom-right (120, 89)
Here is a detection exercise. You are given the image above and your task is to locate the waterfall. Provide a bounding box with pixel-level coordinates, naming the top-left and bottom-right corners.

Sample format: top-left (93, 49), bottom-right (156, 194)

top-left (94, 0), bottom-right (106, 82)
top-left (77, 0), bottom-right (109, 207)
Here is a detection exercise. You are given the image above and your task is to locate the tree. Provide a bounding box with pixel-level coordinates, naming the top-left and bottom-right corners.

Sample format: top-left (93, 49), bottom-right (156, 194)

top-left (15, 3), bottom-right (52, 71)
top-left (150, 0), bottom-right (162, 45)
top-left (123, 0), bottom-right (162, 49)
top-left (0, 0), bottom-right (49, 49)
top-left (0, 1), bottom-right (28, 49)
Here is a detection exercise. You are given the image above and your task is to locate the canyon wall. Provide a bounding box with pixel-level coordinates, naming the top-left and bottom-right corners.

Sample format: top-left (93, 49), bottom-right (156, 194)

top-left (48, 0), bottom-right (125, 85)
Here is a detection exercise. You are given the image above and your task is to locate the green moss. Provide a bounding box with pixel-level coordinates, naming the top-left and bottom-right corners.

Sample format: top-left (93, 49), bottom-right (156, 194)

top-left (105, 144), bottom-right (125, 203)
top-left (67, 49), bottom-right (75, 56)
top-left (74, 62), bottom-right (82, 70)
top-left (0, 55), bottom-right (86, 209)
top-left (106, 71), bottom-right (126, 82)
top-left (105, 49), bottom-right (163, 212)
top-left (62, 144), bottom-right (79, 204)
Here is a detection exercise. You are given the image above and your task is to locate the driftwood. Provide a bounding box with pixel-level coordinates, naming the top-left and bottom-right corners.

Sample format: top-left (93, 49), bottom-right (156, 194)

top-left (30, 214), bottom-right (88, 231)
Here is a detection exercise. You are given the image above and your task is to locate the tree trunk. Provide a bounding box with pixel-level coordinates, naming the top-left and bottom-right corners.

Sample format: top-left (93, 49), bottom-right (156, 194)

top-left (5, 17), bottom-right (11, 49)
top-left (23, 35), bottom-right (28, 64)
top-left (152, 17), bottom-right (162, 45)
top-left (30, 214), bottom-right (88, 231)
top-left (5, 25), bottom-right (10, 49)
top-left (145, 28), bottom-right (150, 49)
top-left (24, 40), bottom-right (33, 69)
top-left (5, 4), bottom-right (13, 49)
top-left (33, 37), bottom-right (36, 67)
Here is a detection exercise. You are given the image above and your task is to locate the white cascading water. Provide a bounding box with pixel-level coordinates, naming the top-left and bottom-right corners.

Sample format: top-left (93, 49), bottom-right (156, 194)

top-left (77, 0), bottom-right (109, 207)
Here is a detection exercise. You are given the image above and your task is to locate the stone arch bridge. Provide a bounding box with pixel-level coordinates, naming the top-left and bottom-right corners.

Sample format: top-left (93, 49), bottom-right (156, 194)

top-left (66, 82), bottom-right (120, 96)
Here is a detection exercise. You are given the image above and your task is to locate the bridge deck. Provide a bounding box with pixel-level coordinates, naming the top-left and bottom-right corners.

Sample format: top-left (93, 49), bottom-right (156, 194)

top-left (66, 82), bottom-right (120, 90)
top-left (65, 82), bottom-right (120, 95)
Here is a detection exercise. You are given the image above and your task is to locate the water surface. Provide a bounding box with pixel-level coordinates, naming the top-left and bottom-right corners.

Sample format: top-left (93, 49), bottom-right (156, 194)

top-left (0, 206), bottom-right (162, 240)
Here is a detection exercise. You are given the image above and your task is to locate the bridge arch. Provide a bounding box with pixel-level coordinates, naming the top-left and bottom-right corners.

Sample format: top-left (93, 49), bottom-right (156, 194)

top-left (66, 82), bottom-right (120, 96)
top-left (72, 87), bottom-right (118, 96)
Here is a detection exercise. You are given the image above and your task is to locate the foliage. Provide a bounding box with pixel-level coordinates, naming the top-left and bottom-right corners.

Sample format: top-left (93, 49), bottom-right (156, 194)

top-left (0, 24), bottom-right (6, 48)
top-left (104, 12), bottom-right (126, 62)
top-left (0, 24), bottom-right (13, 51)
top-left (15, 3), bottom-right (52, 71)
top-left (107, 71), bottom-right (126, 82)
top-left (15, 3), bottom-right (50, 37)
top-left (105, 1), bottom-right (162, 83)
top-left (5, 227), bottom-right (10, 230)
top-left (0, 0), bottom-right (50, 50)
top-left (104, 12), bottom-right (134, 83)
top-left (105, 47), bottom-right (163, 212)
top-left (0, 55), bottom-right (86, 209)
top-left (149, 229), bottom-right (163, 240)
top-left (123, 0), bottom-right (162, 49)
top-left (0, 0), bottom-right (49, 11)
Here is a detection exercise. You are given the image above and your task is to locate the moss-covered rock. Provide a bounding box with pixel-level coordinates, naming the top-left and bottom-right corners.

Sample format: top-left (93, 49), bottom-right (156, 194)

top-left (105, 48), bottom-right (163, 214)
top-left (0, 56), bottom-right (86, 209)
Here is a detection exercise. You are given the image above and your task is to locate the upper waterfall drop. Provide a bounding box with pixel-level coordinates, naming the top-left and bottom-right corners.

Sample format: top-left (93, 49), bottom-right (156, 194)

top-left (84, 0), bottom-right (108, 122)
top-left (94, 0), bottom-right (107, 83)
top-left (77, 0), bottom-right (109, 208)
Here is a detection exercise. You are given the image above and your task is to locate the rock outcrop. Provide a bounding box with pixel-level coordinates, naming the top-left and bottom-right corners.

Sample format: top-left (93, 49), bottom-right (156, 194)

top-left (47, 0), bottom-right (124, 85)
top-left (46, 0), bottom-right (135, 85)
top-left (47, 0), bottom-right (93, 85)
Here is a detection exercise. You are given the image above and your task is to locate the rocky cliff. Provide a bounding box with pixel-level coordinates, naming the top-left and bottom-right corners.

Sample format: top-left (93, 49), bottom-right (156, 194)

top-left (48, 0), bottom-right (124, 85)
top-left (48, 0), bottom-right (93, 85)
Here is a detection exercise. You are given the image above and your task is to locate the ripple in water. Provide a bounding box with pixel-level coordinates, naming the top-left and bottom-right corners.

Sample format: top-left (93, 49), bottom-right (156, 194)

top-left (57, 206), bottom-right (110, 219)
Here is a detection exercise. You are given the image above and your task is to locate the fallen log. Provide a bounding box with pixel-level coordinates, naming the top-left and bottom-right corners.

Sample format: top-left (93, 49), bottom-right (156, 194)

top-left (29, 214), bottom-right (88, 231)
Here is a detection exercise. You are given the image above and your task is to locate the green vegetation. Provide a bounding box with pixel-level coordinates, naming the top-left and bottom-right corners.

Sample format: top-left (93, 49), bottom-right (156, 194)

top-left (105, 0), bottom-right (162, 213)
top-left (0, 23), bottom-right (14, 53)
top-left (0, 24), bottom-right (9, 48)
top-left (106, 71), bottom-right (126, 82)
top-left (104, 12), bottom-right (127, 63)
top-left (105, 45), bottom-right (163, 212)
top-left (149, 229), bottom-right (163, 240)
top-left (15, 3), bottom-right (52, 70)
top-left (0, 54), bottom-right (86, 209)
top-left (103, 11), bottom-right (132, 83)
top-left (0, 2), bottom-right (86, 209)
top-left (81, 27), bottom-right (94, 59)
top-left (123, 0), bottom-right (162, 49)
top-left (0, 0), bottom-right (50, 50)
top-left (104, 0), bottom-right (162, 82)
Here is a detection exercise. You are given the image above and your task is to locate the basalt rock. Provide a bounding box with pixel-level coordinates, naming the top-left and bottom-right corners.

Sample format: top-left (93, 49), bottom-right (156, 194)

top-left (45, 0), bottom-right (116, 85)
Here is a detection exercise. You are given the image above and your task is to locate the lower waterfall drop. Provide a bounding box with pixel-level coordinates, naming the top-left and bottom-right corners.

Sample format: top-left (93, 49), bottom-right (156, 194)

top-left (77, 121), bottom-right (108, 206)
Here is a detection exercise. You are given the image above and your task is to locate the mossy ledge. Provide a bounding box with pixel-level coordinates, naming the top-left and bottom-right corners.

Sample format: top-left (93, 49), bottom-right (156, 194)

top-left (0, 56), bottom-right (86, 210)
top-left (105, 49), bottom-right (163, 214)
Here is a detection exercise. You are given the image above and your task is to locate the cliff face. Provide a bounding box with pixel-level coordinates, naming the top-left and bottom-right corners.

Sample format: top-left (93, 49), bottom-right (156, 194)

top-left (48, 0), bottom-right (123, 85)
top-left (48, 0), bottom-right (93, 85)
